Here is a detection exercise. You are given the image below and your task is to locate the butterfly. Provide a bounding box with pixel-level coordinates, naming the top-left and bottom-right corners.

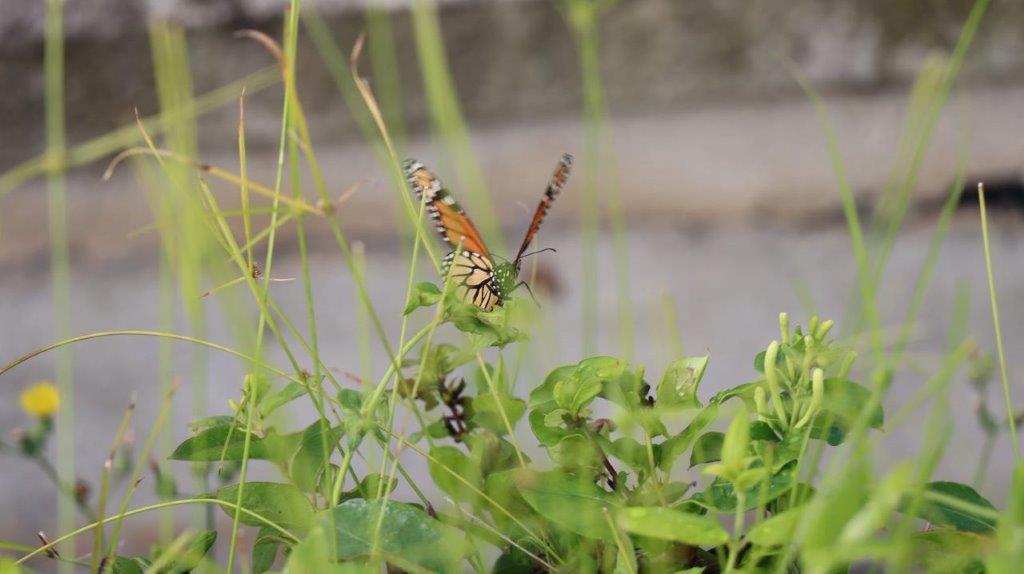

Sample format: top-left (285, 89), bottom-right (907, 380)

top-left (403, 153), bottom-right (573, 311)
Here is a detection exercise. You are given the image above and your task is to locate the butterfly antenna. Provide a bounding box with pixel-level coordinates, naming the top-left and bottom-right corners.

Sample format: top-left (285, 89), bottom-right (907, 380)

top-left (515, 280), bottom-right (542, 308)
top-left (515, 247), bottom-right (557, 269)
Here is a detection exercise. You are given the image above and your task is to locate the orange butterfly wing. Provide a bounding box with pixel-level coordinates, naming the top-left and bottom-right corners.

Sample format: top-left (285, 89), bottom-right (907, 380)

top-left (514, 153), bottom-right (573, 266)
top-left (403, 160), bottom-right (490, 258)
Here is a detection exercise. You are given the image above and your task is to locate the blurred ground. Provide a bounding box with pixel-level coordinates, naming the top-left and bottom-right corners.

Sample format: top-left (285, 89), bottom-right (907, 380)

top-left (2, 0), bottom-right (1024, 563)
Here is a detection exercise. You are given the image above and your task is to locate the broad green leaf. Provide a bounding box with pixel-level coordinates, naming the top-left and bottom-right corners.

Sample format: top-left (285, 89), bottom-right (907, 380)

top-left (656, 403), bottom-right (719, 471)
top-left (689, 432), bottom-right (724, 467)
top-left (216, 481), bottom-right (315, 534)
top-left (753, 430), bottom-right (803, 472)
top-left (260, 382), bottom-right (308, 417)
top-left (446, 299), bottom-right (525, 347)
top-left (750, 420), bottom-right (780, 442)
top-left (605, 436), bottom-right (651, 470)
top-left (334, 473), bottom-right (396, 504)
top-left (747, 507), bottom-right (802, 546)
top-left (471, 394), bottom-right (526, 434)
top-left (914, 481), bottom-right (997, 534)
top-left (516, 470), bottom-right (618, 540)
top-left (696, 461), bottom-right (797, 513)
top-left (150, 530), bottom-right (217, 574)
top-left (289, 421), bottom-right (343, 492)
top-left (618, 507), bottom-right (728, 546)
top-left (656, 355), bottom-right (708, 409)
top-left (321, 499), bottom-right (470, 573)
top-left (170, 424), bottom-right (274, 462)
top-left (529, 409), bottom-right (568, 446)
top-left (554, 375), bottom-right (602, 415)
top-left (110, 557), bottom-right (149, 574)
top-left (528, 365), bottom-right (577, 412)
top-left (466, 431), bottom-right (525, 474)
top-left (710, 381), bottom-right (761, 407)
top-left (252, 527), bottom-right (282, 574)
top-left (428, 446), bottom-right (482, 503)
top-left (549, 433), bottom-right (604, 473)
top-left (816, 378), bottom-right (884, 432)
top-left (403, 281), bottom-right (442, 315)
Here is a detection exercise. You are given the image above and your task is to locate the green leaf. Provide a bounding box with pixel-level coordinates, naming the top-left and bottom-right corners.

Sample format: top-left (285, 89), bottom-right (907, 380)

top-left (618, 507), bottom-right (728, 547)
top-left (170, 424), bottom-right (274, 462)
top-left (289, 421), bottom-right (344, 492)
top-left (334, 473), bottom-right (396, 504)
top-left (153, 530), bottom-right (217, 574)
top-left (689, 432), bottom-right (724, 467)
top-left (252, 527), bottom-right (282, 574)
top-left (110, 557), bottom-right (148, 574)
top-left (528, 365), bottom-right (577, 412)
top-left (446, 299), bottom-right (525, 347)
top-left (321, 499), bottom-right (470, 573)
top-left (549, 434), bottom-right (604, 473)
top-left (914, 481), bottom-right (997, 534)
top-left (470, 394), bottom-right (526, 435)
top-left (404, 281), bottom-right (442, 315)
top-left (216, 481), bottom-right (315, 534)
top-left (605, 436), bottom-right (651, 470)
top-left (815, 378), bottom-right (884, 438)
top-left (696, 461), bottom-right (797, 513)
top-left (655, 403), bottom-right (719, 471)
top-left (429, 446), bottom-right (482, 503)
top-left (554, 375), bottom-right (602, 415)
top-left (656, 355), bottom-right (708, 409)
top-left (747, 507), bottom-right (803, 546)
top-left (260, 381), bottom-right (308, 417)
top-left (528, 409), bottom-right (568, 447)
top-left (516, 469), bottom-right (618, 540)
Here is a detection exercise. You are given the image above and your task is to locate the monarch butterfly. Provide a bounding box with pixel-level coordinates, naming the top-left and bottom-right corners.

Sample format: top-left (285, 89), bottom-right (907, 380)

top-left (403, 153), bottom-right (573, 311)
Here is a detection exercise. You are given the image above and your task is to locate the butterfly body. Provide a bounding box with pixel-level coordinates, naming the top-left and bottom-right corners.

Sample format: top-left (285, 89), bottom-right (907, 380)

top-left (404, 154), bottom-right (573, 311)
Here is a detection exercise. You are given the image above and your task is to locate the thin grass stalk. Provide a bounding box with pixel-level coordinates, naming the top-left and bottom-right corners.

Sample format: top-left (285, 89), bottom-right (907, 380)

top-left (569, 0), bottom-right (633, 359)
top-left (301, 9), bottom-right (415, 241)
top-left (90, 400), bottom-right (135, 573)
top-left (353, 243), bottom-right (374, 384)
top-left (0, 67), bottom-right (279, 199)
top-left (365, 2), bottom-right (407, 151)
top-left (889, 130), bottom-right (971, 363)
top-left (105, 385), bottom-right (177, 560)
top-left (149, 21), bottom-right (216, 529)
top-left (227, 7), bottom-right (302, 568)
top-left (569, 4), bottom-right (601, 356)
top-left (21, 498), bottom-right (301, 565)
top-left (45, 0), bottom-right (75, 567)
top-left (978, 183), bottom-right (1020, 460)
top-left (409, 1), bottom-right (503, 253)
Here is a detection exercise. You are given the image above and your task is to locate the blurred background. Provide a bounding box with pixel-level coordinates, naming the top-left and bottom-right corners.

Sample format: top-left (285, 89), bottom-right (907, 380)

top-left (2, 0), bottom-right (1024, 565)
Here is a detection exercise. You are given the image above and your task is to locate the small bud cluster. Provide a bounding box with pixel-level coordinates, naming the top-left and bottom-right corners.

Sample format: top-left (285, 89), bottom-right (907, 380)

top-left (753, 313), bottom-right (849, 435)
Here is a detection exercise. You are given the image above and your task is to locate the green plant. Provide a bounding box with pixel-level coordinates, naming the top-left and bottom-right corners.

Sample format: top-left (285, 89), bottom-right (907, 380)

top-left (3, 0), bottom-right (1022, 572)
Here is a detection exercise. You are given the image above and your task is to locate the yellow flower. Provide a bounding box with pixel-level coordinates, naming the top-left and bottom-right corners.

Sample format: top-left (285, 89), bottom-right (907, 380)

top-left (20, 381), bottom-right (60, 418)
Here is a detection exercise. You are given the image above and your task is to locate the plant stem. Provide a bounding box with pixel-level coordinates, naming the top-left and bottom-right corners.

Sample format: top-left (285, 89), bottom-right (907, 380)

top-left (977, 183), bottom-right (1020, 460)
top-left (44, 1), bottom-right (74, 569)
